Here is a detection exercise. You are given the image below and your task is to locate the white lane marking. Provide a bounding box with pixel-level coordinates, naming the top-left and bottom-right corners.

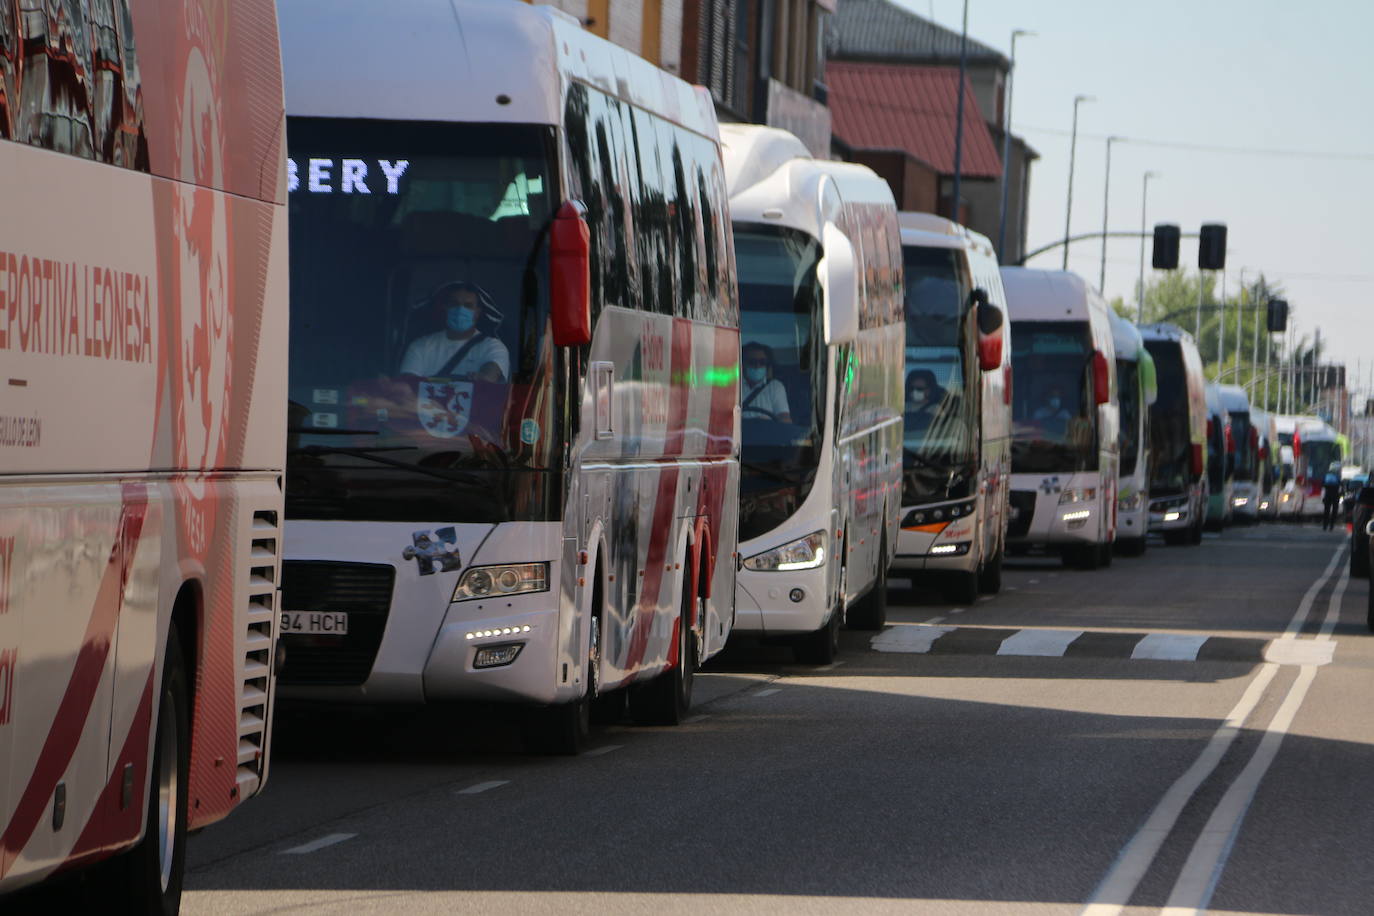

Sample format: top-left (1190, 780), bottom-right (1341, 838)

top-left (683, 714), bottom-right (711, 724)
top-left (924, 616), bottom-right (947, 625)
top-left (1028, 579), bottom-right (1041, 585)
top-left (979, 596), bottom-right (995, 602)
top-left (1130, 633), bottom-right (1208, 662)
top-left (949, 607), bottom-right (966, 614)
top-left (1263, 639), bottom-right (1335, 666)
top-left (754, 688), bottom-right (781, 697)
top-left (282, 833), bottom-right (357, 855)
top-left (457, 780), bottom-right (510, 795)
top-left (1005, 586), bottom-right (1019, 591)
top-left (1079, 663), bottom-right (1280, 916)
top-left (1281, 545), bottom-right (1345, 637)
top-left (580, 744), bottom-right (623, 758)
top-left (1163, 564), bottom-right (1352, 915)
top-left (870, 624), bottom-right (956, 653)
top-left (1081, 541), bottom-right (1345, 916)
top-left (997, 629), bottom-right (1083, 657)
top-left (1161, 665), bottom-right (1316, 916)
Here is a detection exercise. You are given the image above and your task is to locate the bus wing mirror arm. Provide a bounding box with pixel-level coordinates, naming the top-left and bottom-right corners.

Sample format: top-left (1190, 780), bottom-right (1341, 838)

top-left (974, 290), bottom-right (1003, 371)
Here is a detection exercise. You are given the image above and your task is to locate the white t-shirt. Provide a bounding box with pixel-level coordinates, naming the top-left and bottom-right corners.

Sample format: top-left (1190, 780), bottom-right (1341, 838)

top-left (400, 331), bottom-right (510, 380)
top-left (742, 378), bottom-right (790, 420)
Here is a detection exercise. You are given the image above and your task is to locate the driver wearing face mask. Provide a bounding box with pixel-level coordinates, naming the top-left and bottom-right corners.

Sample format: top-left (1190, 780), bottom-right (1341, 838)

top-left (740, 342), bottom-right (791, 423)
top-left (399, 281), bottom-right (510, 382)
top-left (1032, 386), bottom-right (1072, 420)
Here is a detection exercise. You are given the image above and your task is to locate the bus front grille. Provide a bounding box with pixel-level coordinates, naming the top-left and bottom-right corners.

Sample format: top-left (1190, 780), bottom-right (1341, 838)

top-left (1008, 491), bottom-right (1036, 539)
top-left (279, 561), bottom-right (395, 686)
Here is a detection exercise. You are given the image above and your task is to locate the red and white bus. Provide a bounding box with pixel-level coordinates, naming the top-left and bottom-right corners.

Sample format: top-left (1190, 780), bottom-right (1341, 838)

top-left (0, 1), bottom-right (286, 910)
top-left (276, 0), bottom-right (739, 753)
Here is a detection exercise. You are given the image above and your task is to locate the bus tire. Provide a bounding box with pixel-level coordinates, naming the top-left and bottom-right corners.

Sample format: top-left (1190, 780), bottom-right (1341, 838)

top-left (793, 605), bottom-right (841, 665)
top-left (523, 615), bottom-right (600, 754)
top-left (1098, 543), bottom-right (1113, 568)
top-left (977, 549), bottom-right (1003, 594)
top-left (943, 569), bottom-right (978, 605)
top-left (628, 581), bottom-right (695, 726)
top-left (1351, 542), bottom-right (1369, 579)
top-left (110, 623), bottom-right (189, 916)
top-left (846, 537), bottom-right (888, 630)
top-left (1367, 580), bottom-right (1374, 633)
top-left (1189, 519), bottom-right (1205, 545)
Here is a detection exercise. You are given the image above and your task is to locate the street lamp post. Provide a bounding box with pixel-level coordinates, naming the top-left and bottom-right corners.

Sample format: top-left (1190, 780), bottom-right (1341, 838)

top-left (997, 29), bottom-right (1034, 259)
top-left (1136, 170), bottom-right (1159, 325)
top-left (1062, 94), bottom-right (1094, 270)
top-left (1099, 135), bottom-right (1121, 292)
top-left (950, 0), bottom-right (970, 223)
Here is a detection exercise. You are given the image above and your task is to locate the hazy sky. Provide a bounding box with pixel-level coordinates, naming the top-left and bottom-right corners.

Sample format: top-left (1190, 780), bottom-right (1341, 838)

top-left (897, 0), bottom-right (1374, 393)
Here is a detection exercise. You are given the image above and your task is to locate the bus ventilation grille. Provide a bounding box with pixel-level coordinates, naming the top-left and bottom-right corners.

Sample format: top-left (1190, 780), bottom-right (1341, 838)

top-left (278, 561), bottom-right (396, 687)
top-left (239, 508), bottom-right (279, 800)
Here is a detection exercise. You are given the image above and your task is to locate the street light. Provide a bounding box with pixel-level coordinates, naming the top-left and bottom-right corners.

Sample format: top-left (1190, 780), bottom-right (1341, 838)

top-left (1099, 134), bottom-right (1122, 292)
top-left (949, 0), bottom-right (970, 222)
top-left (1062, 93), bottom-right (1094, 270)
top-left (1136, 170), bottom-right (1159, 325)
top-left (997, 28), bottom-right (1035, 259)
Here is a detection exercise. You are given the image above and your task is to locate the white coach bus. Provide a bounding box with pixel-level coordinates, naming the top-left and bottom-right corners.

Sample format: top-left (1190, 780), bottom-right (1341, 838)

top-left (1110, 312), bottom-right (1157, 555)
top-left (277, 0), bottom-right (740, 752)
top-left (1001, 268), bottom-right (1119, 569)
top-left (1, 1), bottom-right (286, 909)
top-left (720, 124), bottom-right (902, 664)
top-left (1141, 323), bottom-right (1208, 545)
top-left (890, 213), bottom-right (1010, 603)
top-left (1218, 384), bottom-right (1261, 523)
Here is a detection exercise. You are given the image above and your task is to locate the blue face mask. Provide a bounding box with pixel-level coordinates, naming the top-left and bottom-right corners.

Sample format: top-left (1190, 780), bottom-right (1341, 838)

top-left (447, 306), bottom-right (476, 334)
top-left (1047, 397), bottom-right (1062, 410)
top-left (745, 366), bottom-right (767, 385)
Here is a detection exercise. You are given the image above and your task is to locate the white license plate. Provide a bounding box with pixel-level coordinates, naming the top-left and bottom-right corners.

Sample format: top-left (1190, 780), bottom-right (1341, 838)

top-left (281, 611), bottom-right (349, 635)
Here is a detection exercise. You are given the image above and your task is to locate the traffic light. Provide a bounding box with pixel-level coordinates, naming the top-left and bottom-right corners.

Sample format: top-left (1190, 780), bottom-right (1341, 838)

top-left (1152, 224), bottom-right (1180, 269)
top-left (1198, 223), bottom-right (1227, 270)
top-left (1266, 298), bottom-right (1288, 333)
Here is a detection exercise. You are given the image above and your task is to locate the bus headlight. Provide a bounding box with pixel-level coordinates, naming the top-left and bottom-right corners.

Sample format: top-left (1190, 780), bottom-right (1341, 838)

top-left (743, 531), bottom-right (827, 571)
top-left (452, 562), bottom-right (549, 602)
top-left (1059, 488), bottom-right (1097, 505)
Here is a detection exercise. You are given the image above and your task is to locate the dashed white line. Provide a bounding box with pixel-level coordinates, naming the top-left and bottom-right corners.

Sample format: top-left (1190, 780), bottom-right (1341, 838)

top-left (924, 616), bottom-right (946, 625)
top-left (457, 780), bottom-right (510, 795)
top-left (978, 596), bottom-right (995, 602)
top-left (683, 713), bottom-right (712, 724)
top-left (282, 833), bottom-right (356, 855)
top-left (1130, 633), bottom-right (1208, 662)
top-left (871, 624), bottom-right (957, 653)
top-left (754, 688), bottom-right (781, 697)
top-left (580, 744), bottom-right (623, 758)
top-left (949, 607), bottom-right (966, 614)
top-left (998, 628), bottom-right (1082, 657)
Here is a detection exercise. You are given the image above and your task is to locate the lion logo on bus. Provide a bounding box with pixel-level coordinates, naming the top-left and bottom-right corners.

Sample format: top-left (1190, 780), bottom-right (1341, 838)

top-left (417, 380), bottom-right (473, 438)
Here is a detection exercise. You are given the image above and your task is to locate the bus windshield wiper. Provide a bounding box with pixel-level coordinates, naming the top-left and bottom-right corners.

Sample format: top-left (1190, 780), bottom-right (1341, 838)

top-left (288, 444), bottom-right (487, 487)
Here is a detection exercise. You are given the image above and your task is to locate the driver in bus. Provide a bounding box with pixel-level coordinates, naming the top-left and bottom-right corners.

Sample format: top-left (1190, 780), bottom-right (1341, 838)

top-left (1033, 386), bottom-right (1073, 421)
top-left (905, 369), bottom-right (947, 417)
top-left (399, 281), bottom-right (509, 382)
top-left (740, 341), bottom-right (791, 423)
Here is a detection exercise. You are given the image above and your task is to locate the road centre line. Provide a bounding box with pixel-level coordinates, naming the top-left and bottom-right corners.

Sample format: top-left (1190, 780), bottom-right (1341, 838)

top-left (754, 688), bottom-right (781, 697)
top-left (997, 628), bottom-right (1081, 657)
top-left (1163, 566), bottom-right (1353, 914)
top-left (1081, 541), bottom-right (1346, 916)
top-left (580, 745), bottom-right (622, 758)
top-left (457, 780), bottom-right (510, 795)
top-left (282, 833), bottom-right (356, 855)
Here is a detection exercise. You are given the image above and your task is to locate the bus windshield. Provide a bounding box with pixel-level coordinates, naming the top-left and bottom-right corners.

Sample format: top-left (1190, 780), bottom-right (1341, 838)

top-left (1010, 321), bottom-right (1098, 473)
top-left (736, 225), bottom-right (826, 541)
top-left (1144, 340), bottom-right (1190, 494)
top-left (285, 117), bottom-right (562, 523)
top-left (1118, 359), bottom-right (1141, 477)
top-left (902, 245), bottom-right (977, 502)
top-left (1229, 411), bottom-right (1255, 480)
top-left (1302, 440), bottom-right (1341, 481)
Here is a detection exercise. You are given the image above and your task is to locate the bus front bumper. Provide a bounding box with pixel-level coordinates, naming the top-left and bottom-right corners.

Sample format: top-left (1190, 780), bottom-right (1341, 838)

top-left (734, 564), bottom-right (832, 637)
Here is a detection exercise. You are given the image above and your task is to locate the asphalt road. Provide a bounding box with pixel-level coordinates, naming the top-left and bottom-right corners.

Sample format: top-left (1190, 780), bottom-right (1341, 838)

top-left (142, 524), bottom-right (1374, 912)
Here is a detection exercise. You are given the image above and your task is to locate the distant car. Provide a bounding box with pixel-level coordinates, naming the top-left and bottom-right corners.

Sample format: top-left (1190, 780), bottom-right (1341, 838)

top-left (1352, 487), bottom-right (1374, 579)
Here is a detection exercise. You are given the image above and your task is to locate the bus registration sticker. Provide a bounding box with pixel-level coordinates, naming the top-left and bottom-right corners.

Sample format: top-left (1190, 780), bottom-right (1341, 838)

top-left (282, 611), bottom-right (349, 635)
top-left (417, 380), bottom-right (473, 437)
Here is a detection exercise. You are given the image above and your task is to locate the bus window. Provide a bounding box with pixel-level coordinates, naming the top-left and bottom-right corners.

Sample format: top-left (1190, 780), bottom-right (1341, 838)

top-left (1010, 321), bottom-right (1097, 474)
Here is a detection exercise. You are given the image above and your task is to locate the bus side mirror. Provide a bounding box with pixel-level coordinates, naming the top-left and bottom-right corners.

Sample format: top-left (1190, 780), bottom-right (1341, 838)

top-left (550, 200), bottom-right (592, 347)
top-left (974, 290), bottom-right (1003, 372)
top-left (818, 223), bottom-right (858, 346)
top-left (1191, 443), bottom-right (1205, 477)
top-left (1092, 350), bottom-right (1111, 406)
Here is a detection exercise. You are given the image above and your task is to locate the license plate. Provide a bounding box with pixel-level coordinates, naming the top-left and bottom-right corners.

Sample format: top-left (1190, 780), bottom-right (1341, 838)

top-left (281, 611), bottom-right (349, 635)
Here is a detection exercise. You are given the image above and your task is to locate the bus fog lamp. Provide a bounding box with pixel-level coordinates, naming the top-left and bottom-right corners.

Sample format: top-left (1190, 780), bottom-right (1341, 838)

top-left (789, 588), bottom-right (805, 603)
top-left (453, 563), bottom-right (549, 602)
top-left (473, 644), bottom-right (524, 668)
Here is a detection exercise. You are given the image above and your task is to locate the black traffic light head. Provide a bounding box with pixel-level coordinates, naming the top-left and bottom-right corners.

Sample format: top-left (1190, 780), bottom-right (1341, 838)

top-left (1266, 298), bottom-right (1288, 333)
top-left (1152, 223), bottom-right (1180, 270)
top-left (1198, 223), bottom-right (1227, 270)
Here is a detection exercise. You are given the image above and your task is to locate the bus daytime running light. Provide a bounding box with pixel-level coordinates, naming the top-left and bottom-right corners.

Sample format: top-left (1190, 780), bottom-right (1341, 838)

top-left (1061, 509), bottom-right (1091, 522)
top-left (465, 625), bottom-right (534, 640)
top-left (928, 542), bottom-right (970, 556)
top-left (743, 531), bottom-right (827, 572)
top-left (453, 563), bottom-right (549, 602)
top-left (1163, 511), bottom-right (1182, 522)
top-left (1233, 497), bottom-right (1249, 507)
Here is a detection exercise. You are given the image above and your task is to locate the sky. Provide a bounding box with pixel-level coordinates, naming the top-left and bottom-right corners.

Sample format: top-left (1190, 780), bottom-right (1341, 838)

top-left (894, 0), bottom-right (1374, 398)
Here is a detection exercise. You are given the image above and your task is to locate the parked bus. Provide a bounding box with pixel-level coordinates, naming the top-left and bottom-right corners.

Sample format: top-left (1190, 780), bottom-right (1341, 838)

top-left (1253, 408), bottom-right (1281, 519)
top-left (1110, 312), bottom-right (1157, 555)
top-left (720, 124), bottom-right (903, 663)
top-left (1275, 414), bottom-right (1301, 518)
top-left (0, 1), bottom-right (286, 909)
top-left (1001, 269), bottom-right (1119, 569)
top-left (277, 1), bottom-right (740, 752)
top-left (1218, 385), bottom-right (1260, 523)
top-left (1294, 420), bottom-right (1342, 521)
top-left (1141, 323), bottom-right (1208, 546)
top-left (1204, 384), bottom-right (1235, 530)
top-left (890, 212), bottom-right (1010, 602)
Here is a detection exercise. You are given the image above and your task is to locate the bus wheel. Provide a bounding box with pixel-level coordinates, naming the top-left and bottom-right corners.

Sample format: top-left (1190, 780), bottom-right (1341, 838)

top-left (1097, 543), bottom-right (1114, 568)
top-left (977, 549), bottom-right (1003, 595)
top-left (846, 537), bottom-right (888, 630)
top-left (1367, 581), bottom-right (1374, 633)
top-left (110, 623), bottom-right (189, 916)
top-left (794, 604), bottom-right (841, 665)
top-left (1189, 519), bottom-right (1205, 545)
top-left (523, 618), bottom-right (597, 754)
top-left (629, 579), bottom-right (695, 726)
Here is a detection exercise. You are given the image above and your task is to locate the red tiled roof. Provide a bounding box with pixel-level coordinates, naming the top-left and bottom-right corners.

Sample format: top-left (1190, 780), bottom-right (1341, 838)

top-left (827, 61), bottom-right (1002, 178)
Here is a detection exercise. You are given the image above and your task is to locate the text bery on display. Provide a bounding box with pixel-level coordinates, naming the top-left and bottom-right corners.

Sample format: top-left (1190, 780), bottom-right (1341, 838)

top-left (287, 158), bottom-right (411, 195)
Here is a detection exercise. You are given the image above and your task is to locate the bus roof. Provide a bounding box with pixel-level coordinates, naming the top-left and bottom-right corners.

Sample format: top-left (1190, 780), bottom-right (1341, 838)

top-left (897, 212), bottom-right (996, 256)
top-left (1139, 321), bottom-right (1198, 346)
top-left (1109, 310), bottom-right (1144, 361)
top-left (1217, 384), bottom-right (1251, 414)
top-left (279, 0), bottom-right (718, 136)
top-left (999, 267), bottom-right (1106, 323)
